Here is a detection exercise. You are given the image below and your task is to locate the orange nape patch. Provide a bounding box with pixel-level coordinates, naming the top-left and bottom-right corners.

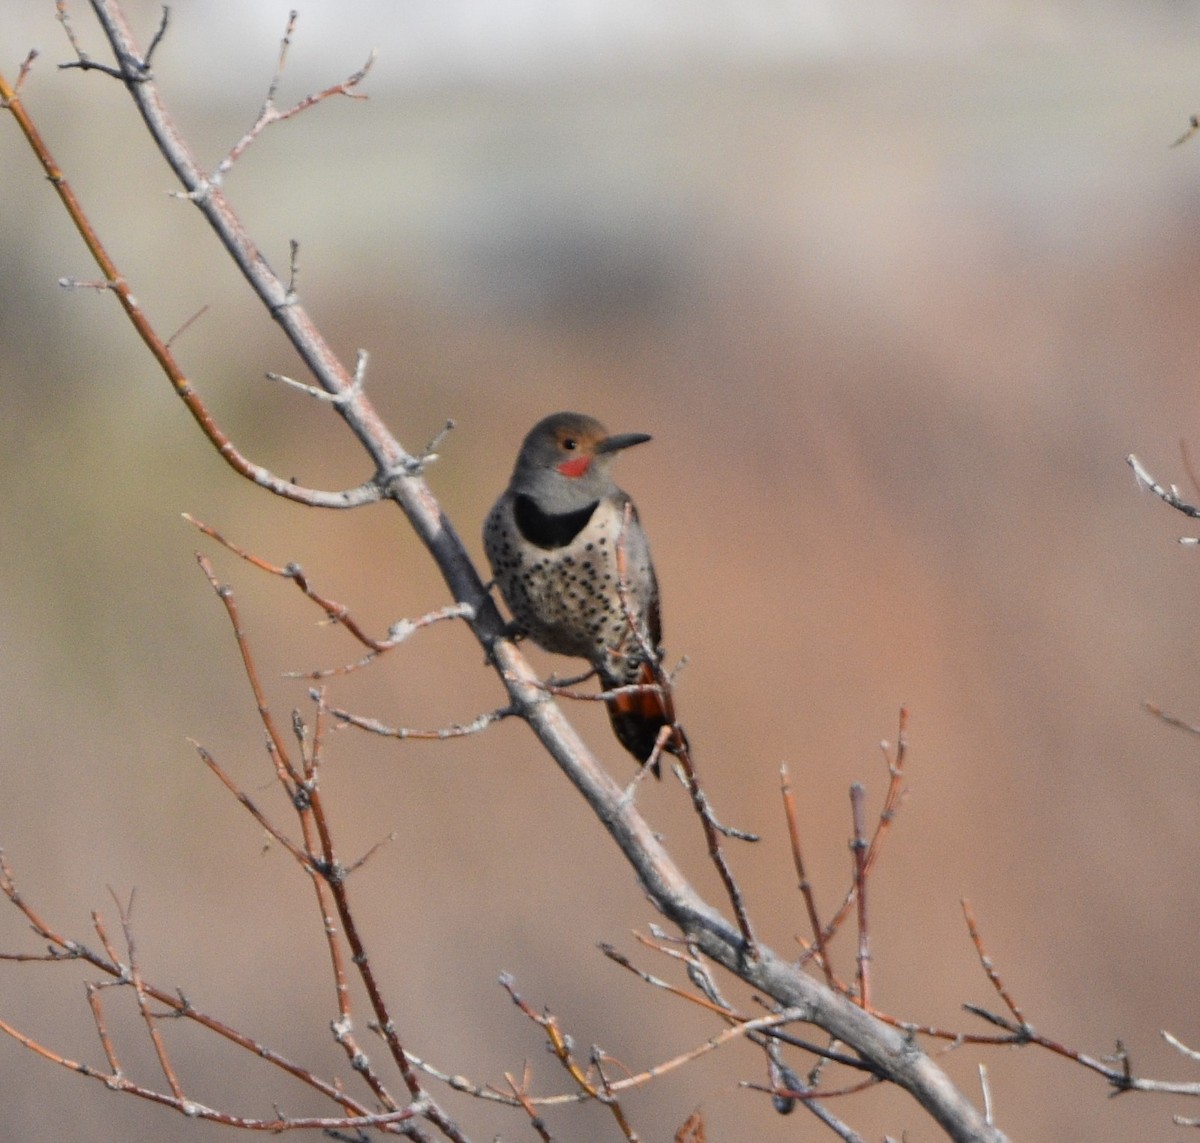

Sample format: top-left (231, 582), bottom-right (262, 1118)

top-left (556, 456), bottom-right (593, 478)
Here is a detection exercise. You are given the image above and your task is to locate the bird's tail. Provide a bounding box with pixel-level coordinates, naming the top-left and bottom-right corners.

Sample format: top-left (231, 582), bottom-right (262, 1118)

top-left (603, 660), bottom-right (688, 778)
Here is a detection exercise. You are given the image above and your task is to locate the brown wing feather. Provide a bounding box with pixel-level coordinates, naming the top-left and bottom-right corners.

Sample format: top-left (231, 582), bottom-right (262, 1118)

top-left (602, 498), bottom-right (681, 774)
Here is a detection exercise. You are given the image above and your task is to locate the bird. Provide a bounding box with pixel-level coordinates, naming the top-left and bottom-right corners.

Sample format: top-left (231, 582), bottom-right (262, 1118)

top-left (483, 411), bottom-right (685, 775)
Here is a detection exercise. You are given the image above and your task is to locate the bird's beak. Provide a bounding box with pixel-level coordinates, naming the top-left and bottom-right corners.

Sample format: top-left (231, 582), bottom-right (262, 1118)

top-left (597, 432), bottom-right (652, 455)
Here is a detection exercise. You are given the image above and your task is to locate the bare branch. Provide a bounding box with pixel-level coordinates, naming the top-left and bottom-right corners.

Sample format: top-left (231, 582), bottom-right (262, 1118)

top-left (781, 763), bottom-right (834, 985)
top-left (0, 856), bottom-right (390, 1121)
top-left (1165, 1030), bottom-right (1200, 1063)
top-left (1171, 114), bottom-right (1200, 148)
top-left (323, 701), bottom-right (514, 742)
top-left (3, 49), bottom-right (40, 97)
top-left (1143, 700), bottom-right (1200, 736)
top-left (1127, 453), bottom-right (1200, 529)
top-left (212, 11), bottom-right (376, 185)
top-left (849, 783), bottom-right (871, 1009)
top-left (802, 710), bottom-right (910, 963)
top-left (961, 900), bottom-right (1026, 1029)
top-left (185, 513), bottom-right (475, 672)
top-left (1, 8), bottom-right (1026, 1139)
top-left (0, 51), bottom-right (379, 508)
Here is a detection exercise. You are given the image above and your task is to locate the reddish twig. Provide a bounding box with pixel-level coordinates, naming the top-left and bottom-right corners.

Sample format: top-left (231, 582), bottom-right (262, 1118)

top-left (501, 970), bottom-right (810, 1107)
top-left (503, 1064), bottom-right (552, 1142)
top-left (212, 11), bottom-right (376, 185)
top-left (613, 505), bottom-right (758, 953)
top-left (673, 742), bottom-right (758, 956)
top-left (961, 900), bottom-right (1025, 1028)
top-left (645, 929), bottom-right (872, 1122)
top-left (2, 48), bottom-right (39, 96)
top-left (1143, 701), bottom-right (1200, 737)
top-left (84, 982), bottom-right (121, 1074)
top-left (601, 941), bottom-right (742, 1020)
top-left (114, 892), bottom-right (186, 1102)
top-left (802, 709), bottom-right (909, 962)
top-left (502, 975), bottom-right (600, 1098)
top-left (906, 903), bottom-right (1200, 1098)
top-left (0, 856), bottom-right (391, 1123)
top-left (743, 1072), bottom-right (882, 1104)
top-left (0, 1008), bottom-right (427, 1133)
top-left (185, 513), bottom-right (475, 675)
top-left (193, 743), bottom-right (309, 864)
top-left (193, 550), bottom-right (475, 1135)
top-left (196, 554), bottom-right (304, 785)
top-left (590, 1052), bottom-right (639, 1143)
top-left (0, 52), bottom-right (379, 510)
top-left (194, 552), bottom-right (469, 1137)
top-left (3, 8), bottom-right (1029, 1139)
top-left (781, 763), bottom-right (834, 985)
top-left (609, 935), bottom-right (882, 1122)
top-left (849, 784), bottom-right (871, 1009)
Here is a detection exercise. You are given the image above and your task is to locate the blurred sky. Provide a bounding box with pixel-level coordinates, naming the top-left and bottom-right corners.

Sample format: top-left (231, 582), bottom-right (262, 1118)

top-left (6, 2), bottom-right (1200, 1141)
top-left (11, 1), bottom-right (1200, 90)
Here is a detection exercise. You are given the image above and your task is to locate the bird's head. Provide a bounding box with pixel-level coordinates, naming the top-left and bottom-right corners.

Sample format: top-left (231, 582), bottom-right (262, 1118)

top-left (510, 412), bottom-right (651, 510)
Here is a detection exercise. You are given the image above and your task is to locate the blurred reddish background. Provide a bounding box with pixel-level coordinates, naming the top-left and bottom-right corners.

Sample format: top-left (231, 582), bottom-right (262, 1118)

top-left (4, 2), bottom-right (1200, 1139)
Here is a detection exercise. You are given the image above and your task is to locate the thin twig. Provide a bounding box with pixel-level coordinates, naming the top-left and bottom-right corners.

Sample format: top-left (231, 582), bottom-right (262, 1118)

top-left (196, 571), bottom-right (432, 1127)
top-left (0, 856), bottom-right (386, 1119)
top-left (192, 743), bottom-right (310, 866)
top-left (0, 54), bottom-right (379, 509)
top-left (165, 303), bottom-right (209, 348)
top-left (1164, 1030), bottom-right (1200, 1063)
top-left (212, 11), bottom-right (376, 184)
top-left (185, 513), bottom-right (475, 672)
top-left (673, 740), bottom-right (758, 955)
top-left (322, 701), bottom-right (514, 741)
top-left (4, 8), bottom-right (1017, 1138)
top-left (849, 783), bottom-right (871, 1009)
top-left (501, 972), bottom-right (811, 1103)
top-left (1127, 454), bottom-right (1200, 523)
top-left (1171, 114), bottom-right (1200, 148)
top-left (591, 1052), bottom-right (640, 1142)
top-left (7, 49), bottom-right (39, 96)
top-left (504, 1066), bottom-right (553, 1142)
top-left (613, 505), bottom-right (759, 948)
top-left (85, 983), bottom-right (121, 1074)
top-left (1143, 701), bottom-right (1200, 737)
top-left (781, 763), bottom-right (834, 985)
top-left (612, 936), bottom-right (875, 1075)
top-left (803, 709), bottom-right (909, 960)
top-left (961, 900), bottom-right (1025, 1027)
top-left (754, 1065), bottom-right (871, 1142)
top-left (115, 892), bottom-right (186, 1101)
top-left (196, 554), bottom-right (305, 786)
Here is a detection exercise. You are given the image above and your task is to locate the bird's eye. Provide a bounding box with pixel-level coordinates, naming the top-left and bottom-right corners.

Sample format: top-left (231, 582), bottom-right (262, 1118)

top-left (562, 437), bottom-right (578, 451)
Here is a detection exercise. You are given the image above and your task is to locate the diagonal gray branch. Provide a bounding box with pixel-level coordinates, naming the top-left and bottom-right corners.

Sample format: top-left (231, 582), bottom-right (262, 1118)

top-left (80, 3), bottom-right (1008, 1139)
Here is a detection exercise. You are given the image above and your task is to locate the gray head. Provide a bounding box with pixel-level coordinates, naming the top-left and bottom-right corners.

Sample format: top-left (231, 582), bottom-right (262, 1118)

top-left (508, 411), bottom-right (651, 512)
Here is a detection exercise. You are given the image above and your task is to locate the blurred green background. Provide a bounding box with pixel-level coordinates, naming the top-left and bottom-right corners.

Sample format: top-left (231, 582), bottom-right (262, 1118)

top-left (5, 1), bottom-right (1200, 1139)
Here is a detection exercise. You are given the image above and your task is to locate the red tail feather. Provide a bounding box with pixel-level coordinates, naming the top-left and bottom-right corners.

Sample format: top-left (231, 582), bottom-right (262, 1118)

top-left (604, 661), bottom-right (687, 778)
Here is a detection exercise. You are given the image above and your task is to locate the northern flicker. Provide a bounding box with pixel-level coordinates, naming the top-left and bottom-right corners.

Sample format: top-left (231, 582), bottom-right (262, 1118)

top-left (484, 412), bottom-right (684, 774)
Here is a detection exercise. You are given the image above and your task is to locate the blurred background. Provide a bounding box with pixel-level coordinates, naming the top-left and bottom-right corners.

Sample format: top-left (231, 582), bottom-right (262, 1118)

top-left (4, 1), bottom-right (1200, 1139)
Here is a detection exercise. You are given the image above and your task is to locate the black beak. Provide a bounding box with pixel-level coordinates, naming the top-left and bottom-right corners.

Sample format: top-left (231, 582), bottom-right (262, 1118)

top-left (597, 432), bottom-right (652, 455)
